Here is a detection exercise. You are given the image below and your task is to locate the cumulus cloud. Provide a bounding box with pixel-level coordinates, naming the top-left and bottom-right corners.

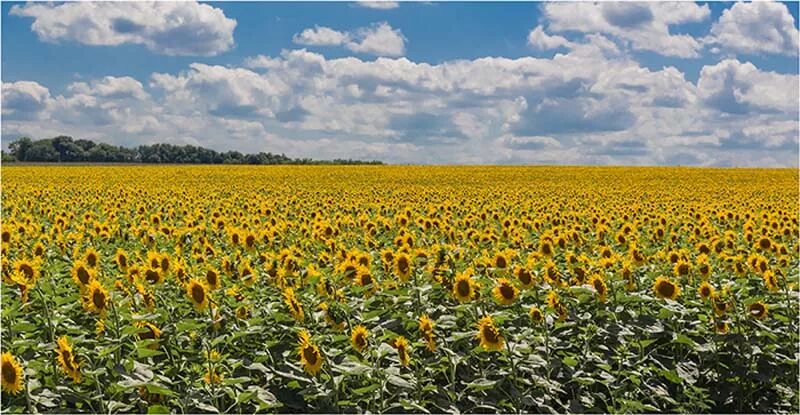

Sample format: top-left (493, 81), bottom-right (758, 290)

top-left (9, 1), bottom-right (236, 56)
top-left (2, 81), bottom-right (52, 121)
top-left (355, 1), bottom-right (399, 10)
top-left (528, 26), bottom-right (573, 50)
top-left (3, 42), bottom-right (797, 166)
top-left (541, 2), bottom-right (710, 58)
top-left (708, 1), bottom-right (799, 56)
top-left (697, 59), bottom-right (798, 114)
top-left (293, 22), bottom-right (406, 56)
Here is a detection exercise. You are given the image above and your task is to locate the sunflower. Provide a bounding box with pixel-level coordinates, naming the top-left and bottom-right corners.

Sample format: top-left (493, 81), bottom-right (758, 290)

top-left (697, 281), bottom-right (715, 300)
top-left (71, 259), bottom-right (95, 287)
top-left (203, 368), bottom-right (223, 384)
top-left (477, 316), bottom-right (504, 351)
top-left (240, 261), bottom-right (257, 286)
top-left (13, 258), bottom-right (39, 284)
top-left (539, 240), bottom-right (554, 256)
top-left (711, 295), bottom-right (729, 316)
top-left (748, 301), bottom-right (769, 320)
top-left (320, 302), bottom-right (346, 331)
top-left (653, 276), bottom-right (680, 300)
top-left (144, 267), bottom-right (162, 285)
top-left (452, 268), bottom-right (475, 303)
top-left (419, 314), bottom-right (436, 352)
top-left (356, 267), bottom-right (377, 297)
top-left (1, 352), bottom-right (23, 395)
top-left (673, 260), bottom-right (690, 278)
top-left (696, 255), bottom-right (711, 279)
top-left (186, 279), bottom-right (209, 312)
top-left (394, 252), bottom-right (412, 282)
top-left (514, 266), bottom-right (534, 289)
top-left (763, 270), bottom-right (779, 292)
top-left (492, 278), bottom-right (518, 305)
top-left (392, 336), bottom-right (411, 367)
top-left (205, 268), bottom-right (221, 290)
top-left (714, 319), bottom-right (730, 334)
top-left (529, 306), bottom-right (544, 324)
top-left (136, 321), bottom-right (162, 341)
top-left (115, 249), bottom-right (129, 272)
top-left (283, 287), bottom-right (304, 321)
top-left (492, 251), bottom-right (509, 269)
top-left (85, 280), bottom-right (109, 317)
top-left (588, 274), bottom-right (608, 302)
top-left (546, 290), bottom-right (560, 309)
top-left (56, 336), bottom-right (81, 383)
top-left (351, 325), bottom-right (369, 353)
top-left (298, 330), bottom-right (322, 376)
top-left (83, 247), bottom-right (100, 269)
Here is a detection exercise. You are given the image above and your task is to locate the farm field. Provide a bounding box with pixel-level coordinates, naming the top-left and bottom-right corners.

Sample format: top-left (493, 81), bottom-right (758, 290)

top-left (1, 165), bottom-right (798, 413)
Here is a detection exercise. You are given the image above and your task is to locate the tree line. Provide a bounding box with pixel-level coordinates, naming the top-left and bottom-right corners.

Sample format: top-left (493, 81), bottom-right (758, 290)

top-left (1, 136), bottom-right (383, 165)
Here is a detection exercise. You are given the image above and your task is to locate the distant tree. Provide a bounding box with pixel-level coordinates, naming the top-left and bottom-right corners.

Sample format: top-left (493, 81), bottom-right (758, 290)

top-left (8, 137), bottom-right (33, 161)
top-left (3, 136), bottom-right (384, 165)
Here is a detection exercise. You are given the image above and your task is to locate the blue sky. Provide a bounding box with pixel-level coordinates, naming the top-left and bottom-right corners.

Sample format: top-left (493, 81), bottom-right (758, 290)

top-left (2, 1), bottom-right (799, 166)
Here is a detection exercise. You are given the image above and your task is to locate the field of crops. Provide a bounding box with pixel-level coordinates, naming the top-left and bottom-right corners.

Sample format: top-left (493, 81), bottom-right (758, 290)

top-left (1, 165), bottom-right (798, 413)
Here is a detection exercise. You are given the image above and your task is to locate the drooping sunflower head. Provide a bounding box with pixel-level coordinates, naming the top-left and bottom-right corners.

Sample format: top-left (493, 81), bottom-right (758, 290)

top-left (283, 287), bottom-right (304, 321)
top-left (418, 314), bottom-right (434, 334)
top-left (492, 278), bottom-right (518, 305)
top-left (653, 276), bottom-right (680, 300)
top-left (697, 281), bottom-right (715, 300)
top-left (763, 270), bottom-right (779, 292)
top-left (588, 274), bottom-right (608, 302)
top-left (351, 325), bottom-right (369, 353)
top-left (546, 290), bottom-right (560, 309)
top-left (748, 301), bottom-right (769, 320)
top-left (452, 268), bottom-right (475, 303)
top-left (529, 307), bottom-right (544, 324)
top-left (298, 330), bottom-right (322, 376)
top-left (476, 315), bottom-right (504, 351)
top-left (186, 279), bottom-right (209, 312)
top-left (1, 352), bottom-right (23, 395)
top-left (56, 336), bottom-right (81, 384)
top-left (392, 336), bottom-right (411, 367)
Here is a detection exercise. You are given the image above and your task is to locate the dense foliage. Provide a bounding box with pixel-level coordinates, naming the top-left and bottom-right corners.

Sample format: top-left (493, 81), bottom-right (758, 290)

top-left (1, 165), bottom-right (798, 414)
top-left (2, 136), bottom-right (383, 165)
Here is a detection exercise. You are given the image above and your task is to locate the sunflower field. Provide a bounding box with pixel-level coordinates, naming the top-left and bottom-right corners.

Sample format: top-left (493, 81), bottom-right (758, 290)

top-left (1, 165), bottom-right (798, 413)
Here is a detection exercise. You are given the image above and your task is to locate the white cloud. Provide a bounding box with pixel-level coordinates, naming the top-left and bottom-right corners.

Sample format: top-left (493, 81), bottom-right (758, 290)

top-left (293, 26), bottom-right (350, 46)
top-left (356, 1), bottom-right (399, 10)
top-left (1, 81), bottom-right (52, 120)
top-left (542, 2), bottom-right (710, 58)
top-left (9, 1), bottom-right (236, 56)
top-left (293, 22), bottom-right (406, 56)
top-left (697, 59), bottom-right (799, 114)
top-left (708, 1), bottom-right (799, 56)
top-left (3, 44), bottom-right (797, 166)
top-left (528, 26), bottom-right (573, 50)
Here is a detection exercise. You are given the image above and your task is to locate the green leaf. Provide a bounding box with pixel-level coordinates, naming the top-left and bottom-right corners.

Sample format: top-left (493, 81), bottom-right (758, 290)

top-left (562, 356), bottom-right (579, 367)
top-left (147, 404), bottom-right (170, 414)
